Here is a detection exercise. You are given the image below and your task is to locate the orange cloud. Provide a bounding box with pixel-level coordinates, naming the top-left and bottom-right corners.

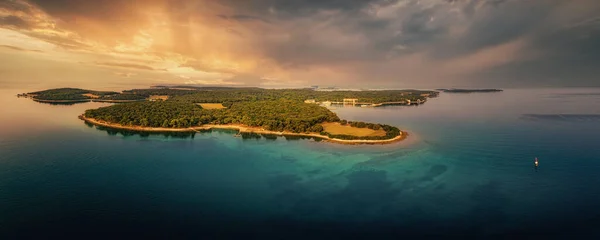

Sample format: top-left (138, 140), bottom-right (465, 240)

top-left (1, 0), bottom-right (599, 88)
top-left (0, 44), bottom-right (43, 52)
top-left (93, 61), bottom-right (162, 71)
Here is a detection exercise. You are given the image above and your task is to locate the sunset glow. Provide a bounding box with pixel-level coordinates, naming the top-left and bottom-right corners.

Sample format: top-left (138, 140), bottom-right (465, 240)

top-left (1, 0), bottom-right (599, 89)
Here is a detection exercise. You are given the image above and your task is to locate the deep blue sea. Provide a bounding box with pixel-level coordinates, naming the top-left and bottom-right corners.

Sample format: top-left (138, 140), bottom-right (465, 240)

top-left (1, 88), bottom-right (600, 238)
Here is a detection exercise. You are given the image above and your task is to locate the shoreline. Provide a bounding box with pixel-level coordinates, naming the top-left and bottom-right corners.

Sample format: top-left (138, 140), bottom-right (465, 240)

top-left (31, 99), bottom-right (144, 104)
top-left (79, 115), bottom-right (406, 145)
top-left (91, 99), bottom-right (146, 103)
top-left (34, 99), bottom-right (91, 103)
top-left (25, 96), bottom-right (146, 104)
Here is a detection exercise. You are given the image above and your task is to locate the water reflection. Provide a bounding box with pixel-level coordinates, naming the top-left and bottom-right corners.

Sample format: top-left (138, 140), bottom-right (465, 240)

top-left (32, 101), bottom-right (90, 106)
top-left (86, 125), bottom-right (325, 142)
top-left (93, 125), bottom-right (197, 139)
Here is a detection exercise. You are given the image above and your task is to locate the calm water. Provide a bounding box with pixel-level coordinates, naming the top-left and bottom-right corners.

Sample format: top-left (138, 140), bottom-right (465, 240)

top-left (1, 88), bottom-right (600, 238)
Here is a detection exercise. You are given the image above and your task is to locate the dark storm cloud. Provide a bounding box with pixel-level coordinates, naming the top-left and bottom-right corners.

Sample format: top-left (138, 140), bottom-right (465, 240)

top-left (217, 14), bottom-right (269, 23)
top-left (211, 0), bottom-right (465, 66)
top-left (0, 0), bottom-right (32, 13)
top-left (212, 0), bottom-right (600, 86)
top-left (218, 0), bottom-right (385, 16)
top-left (476, 13), bottom-right (600, 87)
top-left (430, 0), bottom-right (556, 59)
top-left (2, 0), bottom-right (600, 86)
top-left (0, 15), bottom-right (30, 29)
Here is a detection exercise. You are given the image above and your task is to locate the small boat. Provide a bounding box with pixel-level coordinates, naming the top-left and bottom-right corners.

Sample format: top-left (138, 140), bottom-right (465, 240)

top-left (534, 157), bottom-right (539, 168)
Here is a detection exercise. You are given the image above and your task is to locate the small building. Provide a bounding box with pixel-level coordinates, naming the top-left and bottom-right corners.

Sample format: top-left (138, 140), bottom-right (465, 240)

top-left (304, 99), bottom-right (316, 104)
top-left (343, 98), bottom-right (358, 105)
top-left (321, 101), bottom-right (332, 106)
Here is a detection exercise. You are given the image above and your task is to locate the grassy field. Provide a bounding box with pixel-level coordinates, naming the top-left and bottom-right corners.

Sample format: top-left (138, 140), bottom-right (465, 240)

top-left (198, 103), bottom-right (226, 109)
top-left (321, 122), bottom-right (386, 137)
top-left (149, 95), bottom-right (169, 101)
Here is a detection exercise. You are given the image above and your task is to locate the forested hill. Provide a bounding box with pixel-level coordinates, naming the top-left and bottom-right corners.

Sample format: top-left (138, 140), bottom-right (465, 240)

top-left (31, 86), bottom-right (438, 140)
top-left (28, 88), bottom-right (118, 100)
top-left (84, 99), bottom-right (338, 133)
top-left (26, 87), bottom-right (438, 104)
top-left (169, 88), bottom-right (437, 104)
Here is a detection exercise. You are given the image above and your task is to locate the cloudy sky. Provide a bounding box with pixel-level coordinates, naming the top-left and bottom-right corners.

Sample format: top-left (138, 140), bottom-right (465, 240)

top-left (0, 0), bottom-right (599, 89)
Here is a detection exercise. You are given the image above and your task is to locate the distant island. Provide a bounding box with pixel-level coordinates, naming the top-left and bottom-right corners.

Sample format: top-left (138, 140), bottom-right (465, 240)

top-left (18, 88), bottom-right (148, 103)
top-left (21, 87), bottom-right (440, 144)
top-left (436, 88), bottom-right (503, 93)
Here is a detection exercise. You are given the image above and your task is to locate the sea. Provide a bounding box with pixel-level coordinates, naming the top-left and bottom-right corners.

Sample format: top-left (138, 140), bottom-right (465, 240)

top-left (1, 88), bottom-right (600, 238)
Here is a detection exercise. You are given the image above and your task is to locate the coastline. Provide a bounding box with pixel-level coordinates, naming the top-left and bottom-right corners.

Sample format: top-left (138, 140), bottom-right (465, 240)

top-left (31, 99), bottom-right (144, 104)
top-left (91, 99), bottom-right (146, 103)
top-left (79, 115), bottom-right (406, 145)
top-left (34, 99), bottom-right (91, 103)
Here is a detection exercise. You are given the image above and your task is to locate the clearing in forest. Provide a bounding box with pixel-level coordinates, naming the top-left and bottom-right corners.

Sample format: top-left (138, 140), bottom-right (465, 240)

top-left (198, 103), bottom-right (226, 109)
top-left (321, 122), bottom-right (386, 137)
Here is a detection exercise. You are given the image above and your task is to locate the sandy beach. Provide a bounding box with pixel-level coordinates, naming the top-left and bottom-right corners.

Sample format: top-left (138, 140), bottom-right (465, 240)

top-left (80, 115), bottom-right (406, 145)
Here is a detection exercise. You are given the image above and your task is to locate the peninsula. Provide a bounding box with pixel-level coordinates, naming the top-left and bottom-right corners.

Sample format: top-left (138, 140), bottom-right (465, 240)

top-left (19, 88), bottom-right (146, 104)
top-left (23, 86), bottom-right (438, 144)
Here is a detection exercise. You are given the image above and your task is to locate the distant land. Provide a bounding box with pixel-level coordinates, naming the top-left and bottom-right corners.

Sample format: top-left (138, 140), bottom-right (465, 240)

top-left (19, 87), bottom-right (441, 144)
top-left (436, 88), bottom-right (503, 93)
top-left (17, 87), bottom-right (146, 103)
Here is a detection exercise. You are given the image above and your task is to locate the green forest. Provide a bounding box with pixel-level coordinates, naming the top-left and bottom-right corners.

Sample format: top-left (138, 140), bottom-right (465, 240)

top-left (169, 88), bottom-right (436, 104)
top-left (29, 87), bottom-right (437, 104)
top-left (101, 93), bottom-right (147, 101)
top-left (29, 88), bottom-right (147, 101)
top-left (84, 100), bottom-right (338, 133)
top-left (30, 86), bottom-right (437, 140)
top-left (29, 88), bottom-right (118, 101)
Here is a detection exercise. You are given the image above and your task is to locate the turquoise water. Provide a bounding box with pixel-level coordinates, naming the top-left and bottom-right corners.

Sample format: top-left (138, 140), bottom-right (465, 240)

top-left (1, 88), bottom-right (600, 238)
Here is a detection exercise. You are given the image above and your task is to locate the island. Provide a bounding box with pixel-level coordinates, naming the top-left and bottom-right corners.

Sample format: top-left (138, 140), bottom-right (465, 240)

top-left (436, 88), bottom-right (503, 93)
top-left (18, 88), bottom-right (146, 104)
top-left (23, 86), bottom-right (440, 144)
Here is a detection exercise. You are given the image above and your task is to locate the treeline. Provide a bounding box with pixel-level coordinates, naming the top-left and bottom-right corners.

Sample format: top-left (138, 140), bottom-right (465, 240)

top-left (35, 92), bottom-right (89, 100)
top-left (122, 88), bottom-right (198, 97)
top-left (85, 101), bottom-right (206, 128)
top-left (31, 87), bottom-right (437, 104)
top-left (219, 100), bottom-right (339, 133)
top-left (84, 99), bottom-right (339, 133)
top-left (307, 90), bottom-right (434, 103)
top-left (102, 93), bottom-right (147, 100)
top-left (29, 88), bottom-right (118, 100)
top-left (340, 120), bottom-right (383, 130)
top-left (169, 88), bottom-right (299, 103)
top-left (154, 86), bottom-right (261, 91)
top-left (169, 88), bottom-right (436, 104)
